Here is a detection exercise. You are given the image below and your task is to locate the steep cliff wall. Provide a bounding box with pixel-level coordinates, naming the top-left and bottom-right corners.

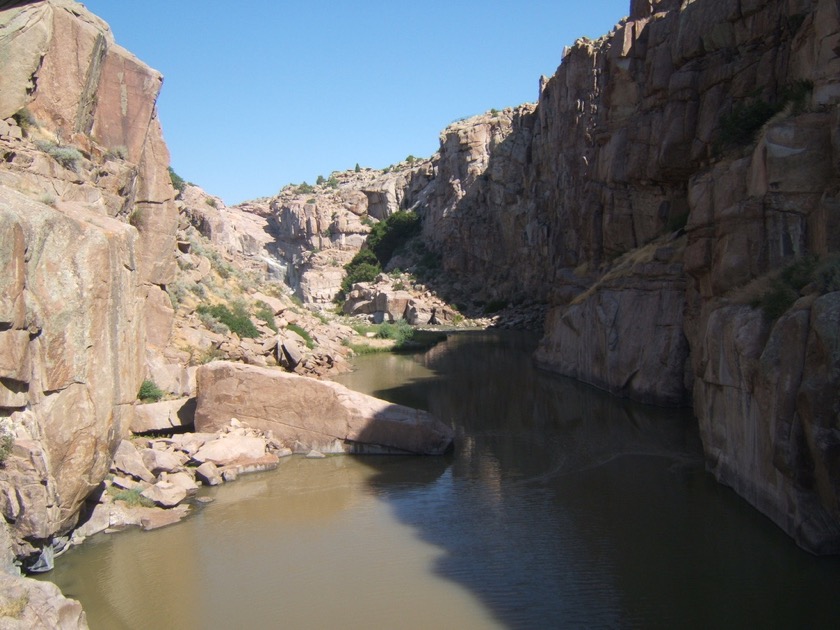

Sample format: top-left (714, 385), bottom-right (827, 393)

top-left (411, 0), bottom-right (840, 552)
top-left (0, 0), bottom-right (178, 558)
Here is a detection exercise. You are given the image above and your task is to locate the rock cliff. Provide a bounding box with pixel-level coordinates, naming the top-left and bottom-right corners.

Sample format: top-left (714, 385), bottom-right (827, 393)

top-left (250, 0), bottom-right (840, 551)
top-left (416, 0), bottom-right (840, 552)
top-left (0, 0), bottom-right (177, 559)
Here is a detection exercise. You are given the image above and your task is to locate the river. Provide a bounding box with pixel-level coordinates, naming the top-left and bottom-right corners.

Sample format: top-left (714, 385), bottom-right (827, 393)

top-left (42, 331), bottom-right (840, 628)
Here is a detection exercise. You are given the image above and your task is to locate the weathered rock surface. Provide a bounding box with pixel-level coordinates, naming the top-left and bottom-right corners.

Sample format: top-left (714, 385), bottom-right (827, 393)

top-left (131, 397), bottom-right (195, 433)
top-left (194, 362), bottom-right (454, 455)
top-left (0, 189), bottom-right (143, 557)
top-left (0, 521), bottom-right (87, 629)
top-left (0, 0), bottom-right (178, 558)
top-left (0, 572), bottom-right (88, 629)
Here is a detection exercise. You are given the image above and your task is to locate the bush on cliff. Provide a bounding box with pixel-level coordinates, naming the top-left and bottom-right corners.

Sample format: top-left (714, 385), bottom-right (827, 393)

top-left (718, 80), bottom-right (814, 150)
top-left (340, 248), bottom-right (382, 294)
top-left (36, 140), bottom-right (83, 171)
top-left (752, 255), bottom-right (840, 320)
top-left (168, 167), bottom-right (186, 193)
top-left (137, 379), bottom-right (164, 403)
top-left (196, 302), bottom-right (259, 338)
top-left (367, 211), bottom-right (421, 264)
top-left (0, 420), bottom-right (13, 465)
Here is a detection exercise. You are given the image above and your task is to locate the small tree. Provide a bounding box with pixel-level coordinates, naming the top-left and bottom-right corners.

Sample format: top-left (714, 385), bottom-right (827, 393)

top-left (354, 163), bottom-right (361, 173)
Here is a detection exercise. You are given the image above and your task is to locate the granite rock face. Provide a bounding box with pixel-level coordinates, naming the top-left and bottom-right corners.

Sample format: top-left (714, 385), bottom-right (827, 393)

top-left (421, 0), bottom-right (840, 551)
top-left (0, 189), bottom-right (143, 557)
top-left (0, 0), bottom-right (176, 557)
top-left (194, 362), bottom-right (454, 455)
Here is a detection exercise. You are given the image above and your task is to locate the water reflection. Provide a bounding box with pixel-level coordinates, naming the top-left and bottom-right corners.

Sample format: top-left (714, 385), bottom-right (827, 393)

top-left (41, 332), bottom-right (840, 629)
top-left (342, 332), bottom-right (840, 629)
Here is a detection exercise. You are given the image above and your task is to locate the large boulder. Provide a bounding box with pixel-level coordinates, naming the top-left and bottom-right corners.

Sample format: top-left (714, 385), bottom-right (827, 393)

top-left (194, 362), bottom-right (454, 455)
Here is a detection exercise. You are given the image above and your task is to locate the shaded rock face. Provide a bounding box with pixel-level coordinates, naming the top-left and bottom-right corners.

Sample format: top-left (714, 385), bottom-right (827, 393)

top-left (0, 0), bottom-right (177, 556)
top-left (409, 0), bottom-right (840, 550)
top-left (194, 362), bottom-right (454, 455)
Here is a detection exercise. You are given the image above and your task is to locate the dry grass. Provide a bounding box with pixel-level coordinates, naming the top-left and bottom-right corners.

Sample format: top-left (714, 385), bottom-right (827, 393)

top-left (0, 592), bottom-right (29, 619)
top-left (570, 235), bottom-right (686, 305)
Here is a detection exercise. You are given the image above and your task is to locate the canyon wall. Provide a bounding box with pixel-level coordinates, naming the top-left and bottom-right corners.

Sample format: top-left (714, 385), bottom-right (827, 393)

top-left (0, 0), bottom-right (177, 559)
top-left (409, 0), bottom-right (840, 552)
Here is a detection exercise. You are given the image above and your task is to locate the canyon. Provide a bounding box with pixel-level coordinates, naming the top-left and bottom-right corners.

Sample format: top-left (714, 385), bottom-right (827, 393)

top-left (0, 0), bottom-right (839, 623)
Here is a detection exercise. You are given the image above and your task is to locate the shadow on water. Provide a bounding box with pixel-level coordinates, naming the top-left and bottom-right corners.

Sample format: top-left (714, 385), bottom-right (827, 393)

top-left (344, 331), bottom-right (840, 629)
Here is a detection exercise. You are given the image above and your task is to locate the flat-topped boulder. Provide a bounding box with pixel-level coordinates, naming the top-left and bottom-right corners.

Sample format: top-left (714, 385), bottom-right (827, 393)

top-left (194, 361), bottom-right (454, 455)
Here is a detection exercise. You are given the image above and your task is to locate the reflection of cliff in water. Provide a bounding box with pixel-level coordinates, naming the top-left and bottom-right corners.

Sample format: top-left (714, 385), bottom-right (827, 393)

top-left (365, 331), bottom-right (703, 484)
top-left (346, 332), bottom-right (840, 629)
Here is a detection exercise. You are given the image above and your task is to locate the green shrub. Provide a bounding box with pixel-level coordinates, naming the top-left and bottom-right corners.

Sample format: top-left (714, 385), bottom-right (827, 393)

top-left (109, 487), bottom-right (156, 508)
top-left (667, 211), bottom-right (690, 233)
top-left (341, 262), bottom-right (381, 294)
top-left (367, 211), bottom-right (421, 265)
top-left (751, 255), bottom-right (840, 320)
top-left (196, 303), bottom-right (259, 338)
top-left (718, 81), bottom-right (814, 149)
top-left (753, 281), bottom-right (798, 321)
top-left (815, 256), bottom-right (840, 293)
top-left (199, 310), bottom-right (229, 335)
top-left (297, 182), bottom-right (315, 194)
top-left (105, 145), bottom-right (128, 160)
top-left (12, 107), bottom-right (37, 135)
top-left (166, 281), bottom-right (189, 309)
top-left (375, 320), bottom-right (414, 345)
top-left (0, 428), bottom-right (13, 465)
top-left (340, 248), bottom-right (382, 294)
top-left (206, 198), bottom-right (217, 208)
top-left (327, 176), bottom-right (339, 189)
top-left (138, 379), bottom-right (164, 403)
top-left (36, 140), bottom-right (83, 171)
top-left (354, 163), bottom-right (361, 173)
top-left (287, 323), bottom-right (315, 349)
top-left (168, 166), bottom-right (186, 193)
top-left (719, 100), bottom-right (780, 147)
top-left (316, 175), bottom-right (326, 185)
top-left (254, 301), bottom-right (278, 332)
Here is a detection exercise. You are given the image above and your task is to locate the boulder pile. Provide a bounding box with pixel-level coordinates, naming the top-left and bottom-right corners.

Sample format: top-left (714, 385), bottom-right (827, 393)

top-left (72, 419), bottom-right (289, 544)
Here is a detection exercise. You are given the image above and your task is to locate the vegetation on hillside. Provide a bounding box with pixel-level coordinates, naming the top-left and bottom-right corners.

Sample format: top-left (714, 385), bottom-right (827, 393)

top-left (718, 80), bottom-right (814, 149)
top-left (339, 211), bottom-right (421, 296)
top-left (751, 255), bottom-right (840, 320)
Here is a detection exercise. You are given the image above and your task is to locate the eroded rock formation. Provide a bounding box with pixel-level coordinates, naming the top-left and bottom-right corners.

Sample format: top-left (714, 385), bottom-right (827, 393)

top-left (410, 0), bottom-right (840, 552)
top-left (0, 0), bottom-right (177, 559)
top-left (251, 0), bottom-right (840, 551)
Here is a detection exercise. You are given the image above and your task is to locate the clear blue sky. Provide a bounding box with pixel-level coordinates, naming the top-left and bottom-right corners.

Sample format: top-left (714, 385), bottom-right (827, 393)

top-left (81, 1), bottom-right (629, 204)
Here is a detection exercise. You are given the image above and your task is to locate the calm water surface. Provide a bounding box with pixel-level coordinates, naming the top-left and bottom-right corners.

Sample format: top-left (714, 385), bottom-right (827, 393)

top-left (43, 332), bottom-right (840, 629)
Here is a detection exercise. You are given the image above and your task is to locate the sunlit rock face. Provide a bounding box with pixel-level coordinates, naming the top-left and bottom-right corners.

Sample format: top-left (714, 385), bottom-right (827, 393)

top-left (0, 0), bottom-right (177, 556)
top-left (194, 361), bottom-right (454, 456)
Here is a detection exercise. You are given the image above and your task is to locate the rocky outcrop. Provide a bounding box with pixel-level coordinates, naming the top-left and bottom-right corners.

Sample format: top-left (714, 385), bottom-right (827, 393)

top-left (261, 162), bottom-right (435, 305)
top-left (343, 273), bottom-right (460, 325)
top-left (407, 0), bottom-right (840, 551)
top-left (194, 362), bottom-right (454, 455)
top-left (0, 521), bottom-right (88, 629)
top-left (0, 0), bottom-right (178, 558)
top-left (535, 238), bottom-right (690, 406)
top-left (0, 188), bottom-right (143, 558)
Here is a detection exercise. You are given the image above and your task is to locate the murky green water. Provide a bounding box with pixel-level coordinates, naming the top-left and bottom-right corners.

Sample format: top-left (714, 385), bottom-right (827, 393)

top-left (42, 332), bottom-right (840, 629)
